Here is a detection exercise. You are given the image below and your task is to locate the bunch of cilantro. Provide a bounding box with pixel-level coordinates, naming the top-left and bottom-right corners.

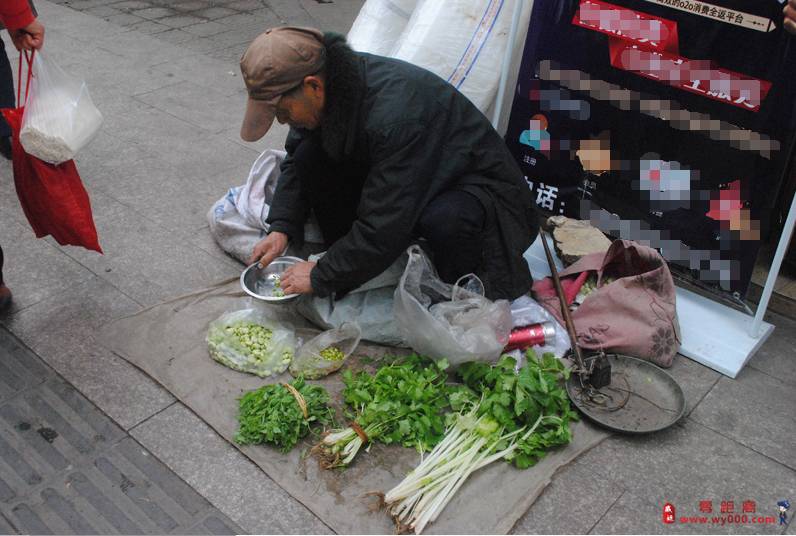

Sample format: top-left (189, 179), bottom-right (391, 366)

top-left (314, 355), bottom-right (468, 468)
top-left (384, 351), bottom-right (578, 534)
top-left (235, 377), bottom-right (334, 453)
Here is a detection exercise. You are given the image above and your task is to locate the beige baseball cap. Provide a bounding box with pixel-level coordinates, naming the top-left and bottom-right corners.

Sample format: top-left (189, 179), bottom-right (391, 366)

top-left (239, 26), bottom-right (325, 142)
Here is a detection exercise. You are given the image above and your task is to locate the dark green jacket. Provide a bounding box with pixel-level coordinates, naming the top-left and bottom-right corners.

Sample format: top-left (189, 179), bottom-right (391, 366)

top-left (267, 33), bottom-right (538, 300)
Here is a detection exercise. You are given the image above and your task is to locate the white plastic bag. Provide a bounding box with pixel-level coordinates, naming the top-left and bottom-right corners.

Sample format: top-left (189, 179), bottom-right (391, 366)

top-left (347, 0), bottom-right (419, 55)
top-left (295, 251), bottom-right (408, 346)
top-left (289, 322), bottom-right (362, 380)
top-left (206, 308), bottom-right (296, 377)
top-left (393, 245), bottom-right (512, 367)
top-left (20, 53), bottom-right (103, 164)
top-left (208, 149), bottom-right (324, 264)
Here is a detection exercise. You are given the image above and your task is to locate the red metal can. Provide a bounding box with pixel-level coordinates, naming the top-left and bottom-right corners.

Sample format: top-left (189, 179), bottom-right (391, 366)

top-left (504, 322), bottom-right (556, 352)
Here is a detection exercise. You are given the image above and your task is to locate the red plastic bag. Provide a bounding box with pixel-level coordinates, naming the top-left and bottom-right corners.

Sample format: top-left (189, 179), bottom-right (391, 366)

top-left (0, 52), bottom-right (102, 253)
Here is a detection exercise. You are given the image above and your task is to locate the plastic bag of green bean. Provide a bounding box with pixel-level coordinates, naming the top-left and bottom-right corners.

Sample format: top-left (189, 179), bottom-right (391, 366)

top-left (206, 308), bottom-right (296, 377)
top-left (289, 322), bottom-right (361, 380)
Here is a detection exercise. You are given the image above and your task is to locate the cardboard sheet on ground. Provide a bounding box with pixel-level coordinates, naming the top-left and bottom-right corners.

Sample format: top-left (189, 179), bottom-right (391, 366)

top-left (99, 279), bottom-right (610, 534)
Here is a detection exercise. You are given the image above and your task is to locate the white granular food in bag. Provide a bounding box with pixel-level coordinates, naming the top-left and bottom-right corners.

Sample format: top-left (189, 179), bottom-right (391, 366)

top-left (20, 54), bottom-right (103, 165)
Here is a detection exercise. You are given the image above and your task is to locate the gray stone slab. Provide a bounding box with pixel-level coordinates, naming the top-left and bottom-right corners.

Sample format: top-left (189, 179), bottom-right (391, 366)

top-left (747, 311), bottom-right (796, 388)
top-left (126, 19), bottom-right (172, 34)
top-left (2, 433), bottom-right (243, 535)
top-left (0, 376), bottom-right (126, 504)
top-left (193, 7), bottom-right (238, 20)
top-left (151, 50), bottom-right (251, 97)
top-left (130, 403), bottom-right (331, 534)
top-left (132, 6), bottom-right (174, 19)
top-left (296, 0), bottom-right (365, 34)
top-left (134, 80), bottom-right (246, 135)
top-left (112, 1), bottom-right (153, 10)
top-left (152, 28), bottom-right (198, 45)
top-left (159, 14), bottom-right (206, 28)
top-left (181, 20), bottom-right (229, 37)
top-left (85, 5), bottom-right (123, 17)
top-left (689, 368), bottom-right (796, 471)
top-left (105, 12), bottom-right (147, 26)
top-left (0, 217), bottom-right (95, 315)
top-left (173, 0), bottom-right (213, 12)
top-left (591, 485), bottom-right (786, 534)
top-left (0, 328), bottom-right (53, 405)
top-left (0, 274), bottom-right (175, 429)
top-left (577, 418), bottom-right (796, 525)
top-left (511, 459), bottom-right (624, 534)
top-left (37, 1), bottom-right (129, 40)
top-left (264, 1), bottom-right (316, 27)
top-left (0, 513), bottom-right (18, 534)
top-left (666, 354), bottom-right (721, 416)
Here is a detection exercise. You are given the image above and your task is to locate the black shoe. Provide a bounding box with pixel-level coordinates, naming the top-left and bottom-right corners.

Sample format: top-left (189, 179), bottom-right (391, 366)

top-left (0, 137), bottom-right (11, 160)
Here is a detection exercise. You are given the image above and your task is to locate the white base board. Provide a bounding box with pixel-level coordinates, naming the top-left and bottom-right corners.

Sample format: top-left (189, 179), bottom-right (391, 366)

top-left (523, 236), bottom-right (774, 378)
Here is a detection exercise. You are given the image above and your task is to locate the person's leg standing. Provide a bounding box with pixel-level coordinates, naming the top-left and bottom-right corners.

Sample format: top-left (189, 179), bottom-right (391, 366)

top-left (0, 37), bottom-right (15, 159)
top-left (416, 189), bottom-right (487, 285)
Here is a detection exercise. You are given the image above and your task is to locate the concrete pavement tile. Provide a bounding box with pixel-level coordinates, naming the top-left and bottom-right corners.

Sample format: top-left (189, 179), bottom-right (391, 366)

top-left (92, 28), bottom-right (193, 65)
top-left (264, 1), bottom-right (316, 26)
top-left (297, 0), bottom-right (365, 34)
top-left (152, 28), bottom-right (198, 45)
top-left (181, 21), bottom-right (229, 37)
top-left (105, 13), bottom-right (147, 26)
top-left (689, 368), bottom-right (796, 471)
top-left (151, 52), bottom-right (245, 97)
top-left (125, 19), bottom-right (172, 35)
top-left (747, 312), bottom-right (796, 387)
top-left (221, 121), bottom-right (290, 154)
top-left (131, 6), bottom-right (173, 19)
top-left (0, 217), bottom-right (95, 315)
top-left (134, 80), bottom-right (245, 135)
top-left (173, 0), bottom-right (213, 12)
top-left (38, 339), bottom-right (175, 431)
top-left (45, 194), bottom-right (239, 307)
top-left (84, 5), bottom-right (123, 17)
top-left (225, 0), bottom-right (263, 10)
top-left (193, 7), bottom-right (238, 20)
top-left (111, 0), bottom-right (153, 10)
top-left (130, 403), bottom-right (332, 534)
top-left (204, 44), bottom-right (249, 65)
top-left (159, 14), bottom-right (206, 28)
top-left (0, 275), bottom-right (141, 359)
top-left (591, 486), bottom-right (785, 534)
top-left (0, 513), bottom-right (17, 534)
top-left (665, 354), bottom-right (721, 416)
top-left (577, 419), bottom-right (796, 513)
top-left (214, 11), bottom-right (273, 27)
top-left (37, 1), bottom-right (128, 41)
top-left (511, 460), bottom-right (624, 534)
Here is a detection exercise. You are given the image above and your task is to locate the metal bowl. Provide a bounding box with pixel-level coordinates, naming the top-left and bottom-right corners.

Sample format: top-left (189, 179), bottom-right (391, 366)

top-left (240, 256), bottom-right (304, 304)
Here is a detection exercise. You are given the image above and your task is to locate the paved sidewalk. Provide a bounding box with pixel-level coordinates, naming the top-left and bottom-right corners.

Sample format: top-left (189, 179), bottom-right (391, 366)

top-left (0, 1), bottom-right (794, 534)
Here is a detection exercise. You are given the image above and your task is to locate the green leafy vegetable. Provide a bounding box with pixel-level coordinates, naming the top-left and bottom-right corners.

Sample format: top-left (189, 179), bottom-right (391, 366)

top-left (235, 377), bottom-right (333, 452)
top-left (315, 355), bottom-right (466, 468)
top-left (384, 351), bottom-right (577, 534)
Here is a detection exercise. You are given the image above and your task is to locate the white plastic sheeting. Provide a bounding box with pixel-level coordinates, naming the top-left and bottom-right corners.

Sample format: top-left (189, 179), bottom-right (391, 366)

top-left (347, 0), bottom-right (533, 114)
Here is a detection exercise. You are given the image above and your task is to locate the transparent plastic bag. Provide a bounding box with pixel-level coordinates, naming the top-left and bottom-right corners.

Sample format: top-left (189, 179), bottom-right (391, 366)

top-left (206, 308), bottom-right (296, 377)
top-left (393, 245), bottom-right (512, 367)
top-left (289, 322), bottom-right (362, 380)
top-left (20, 53), bottom-right (103, 164)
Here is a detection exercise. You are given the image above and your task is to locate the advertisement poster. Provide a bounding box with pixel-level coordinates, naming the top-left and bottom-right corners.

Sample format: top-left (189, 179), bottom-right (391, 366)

top-left (506, 0), bottom-right (796, 297)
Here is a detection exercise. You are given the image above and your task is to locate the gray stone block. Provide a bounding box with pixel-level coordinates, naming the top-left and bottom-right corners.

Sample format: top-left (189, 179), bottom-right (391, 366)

top-left (181, 21), bottom-right (229, 37)
top-left (747, 312), bottom-right (796, 388)
top-left (511, 459), bottom-right (624, 534)
top-left (689, 368), bottom-right (796, 471)
top-left (159, 14), bottom-right (206, 28)
top-left (577, 418), bottom-right (796, 518)
top-left (666, 353), bottom-right (721, 416)
top-left (132, 6), bottom-right (174, 19)
top-left (0, 217), bottom-right (95, 315)
top-left (134, 80), bottom-right (245, 135)
top-left (193, 7), bottom-right (238, 20)
top-left (130, 403), bottom-right (331, 534)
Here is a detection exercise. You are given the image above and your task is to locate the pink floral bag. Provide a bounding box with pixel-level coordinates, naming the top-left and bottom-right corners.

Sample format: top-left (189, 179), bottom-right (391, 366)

top-left (532, 240), bottom-right (680, 367)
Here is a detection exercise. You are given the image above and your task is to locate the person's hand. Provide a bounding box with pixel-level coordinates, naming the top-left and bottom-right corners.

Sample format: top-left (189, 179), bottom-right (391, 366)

top-left (785, 0), bottom-right (796, 35)
top-left (248, 231), bottom-right (288, 267)
top-left (9, 19), bottom-right (45, 51)
top-left (280, 261), bottom-right (316, 295)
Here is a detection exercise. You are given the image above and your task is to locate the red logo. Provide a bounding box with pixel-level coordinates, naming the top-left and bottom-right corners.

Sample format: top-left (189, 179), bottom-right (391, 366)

top-left (663, 502), bottom-right (676, 524)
